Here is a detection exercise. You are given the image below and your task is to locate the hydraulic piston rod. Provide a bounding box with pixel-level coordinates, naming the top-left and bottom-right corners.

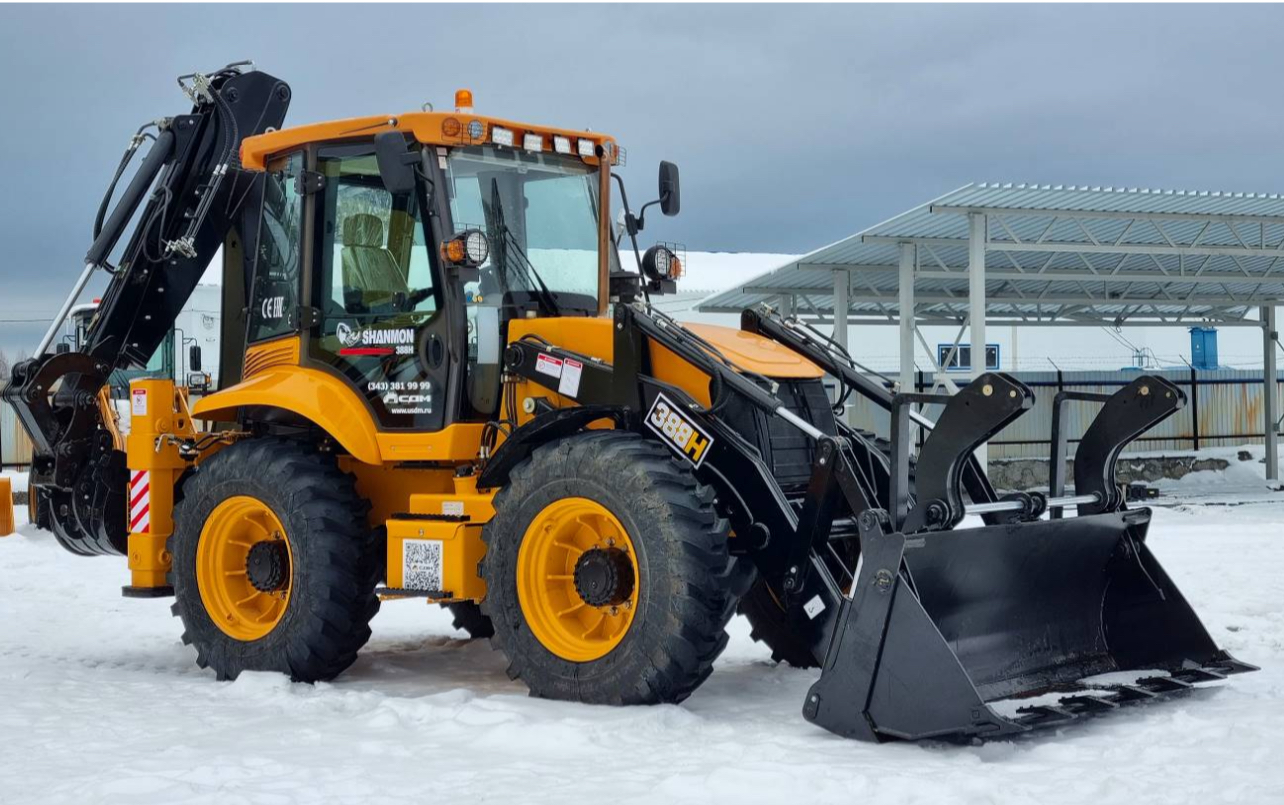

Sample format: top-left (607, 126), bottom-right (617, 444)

top-left (965, 493), bottom-right (1100, 516)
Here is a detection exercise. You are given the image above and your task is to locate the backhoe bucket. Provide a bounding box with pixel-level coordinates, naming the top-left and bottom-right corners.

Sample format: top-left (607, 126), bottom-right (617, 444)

top-left (801, 374), bottom-right (1255, 742)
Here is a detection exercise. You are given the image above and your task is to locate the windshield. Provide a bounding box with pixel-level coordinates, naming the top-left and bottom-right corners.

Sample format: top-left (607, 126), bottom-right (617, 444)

top-left (444, 146), bottom-right (614, 308)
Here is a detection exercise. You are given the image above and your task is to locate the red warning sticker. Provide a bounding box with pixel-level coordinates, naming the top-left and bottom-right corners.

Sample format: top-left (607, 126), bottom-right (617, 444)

top-left (535, 353), bottom-right (564, 378)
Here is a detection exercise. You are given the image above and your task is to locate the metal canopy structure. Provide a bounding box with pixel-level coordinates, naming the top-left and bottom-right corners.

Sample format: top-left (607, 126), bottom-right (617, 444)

top-left (698, 182), bottom-right (1282, 479)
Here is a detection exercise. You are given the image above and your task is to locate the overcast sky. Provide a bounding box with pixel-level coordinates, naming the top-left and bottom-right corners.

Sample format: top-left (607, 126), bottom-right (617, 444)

top-left (3, 3), bottom-right (1284, 354)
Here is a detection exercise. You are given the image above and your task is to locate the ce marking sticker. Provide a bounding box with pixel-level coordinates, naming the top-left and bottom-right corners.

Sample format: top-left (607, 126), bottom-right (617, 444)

top-left (645, 393), bottom-right (714, 468)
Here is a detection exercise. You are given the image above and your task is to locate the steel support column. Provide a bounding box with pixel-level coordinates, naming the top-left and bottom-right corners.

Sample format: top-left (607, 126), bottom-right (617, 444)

top-left (1264, 306), bottom-right (1279, 481)
top-left (898, 243), bottom-right (918, 441)
top-left (898, 243), bottom-right (916, 393)
top-left (833, 269), bottom-right (850, 423)
top-left (969, 213), bottom-right (988, 469)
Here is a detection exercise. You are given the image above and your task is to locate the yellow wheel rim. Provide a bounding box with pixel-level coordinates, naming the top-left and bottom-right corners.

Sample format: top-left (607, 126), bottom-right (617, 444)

top-left (517, 497), bottom-right (640, 662)
top-left (196, 496), bottom-right (292, 642)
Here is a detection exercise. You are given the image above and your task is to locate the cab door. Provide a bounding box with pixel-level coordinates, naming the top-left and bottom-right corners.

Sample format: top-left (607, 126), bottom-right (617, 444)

top-left (304, 144), bottom-right (456, 431)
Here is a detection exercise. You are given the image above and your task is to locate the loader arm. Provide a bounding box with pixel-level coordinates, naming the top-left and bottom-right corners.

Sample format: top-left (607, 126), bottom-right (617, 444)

top-left (2, 64), bottom-right (290, 554)
top-left (500, 302), bottom-right (1258, 743)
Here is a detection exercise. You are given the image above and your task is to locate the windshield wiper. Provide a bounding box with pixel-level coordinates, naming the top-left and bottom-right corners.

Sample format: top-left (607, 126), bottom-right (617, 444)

top-left (497, 225), bottom-right (560, 317)
top-left (483, 177), bottom-right (560, 316)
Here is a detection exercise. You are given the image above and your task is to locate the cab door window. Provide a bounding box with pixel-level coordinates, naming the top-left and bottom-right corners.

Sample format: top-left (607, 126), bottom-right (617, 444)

top-left (247, 152), bottom-right (303, 342)
top-left (317, 153), bottom-right (437, 320)
top-left (310, 148), bottom-right (447, 430)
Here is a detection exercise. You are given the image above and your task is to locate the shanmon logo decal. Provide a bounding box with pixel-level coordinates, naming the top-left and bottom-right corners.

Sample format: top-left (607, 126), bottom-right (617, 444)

top-left (336, 322), bottom-right (416, 356)
top-left (337, 321), bottom-right (361, 348)
top-left (645, 393), bottom-right (714, 468)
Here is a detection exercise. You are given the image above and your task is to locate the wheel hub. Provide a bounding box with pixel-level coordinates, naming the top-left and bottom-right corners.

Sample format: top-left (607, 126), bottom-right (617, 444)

top-left (246, 539), bottom-right (290, 593)
top-left (573, 547), bottom-right (635, 608)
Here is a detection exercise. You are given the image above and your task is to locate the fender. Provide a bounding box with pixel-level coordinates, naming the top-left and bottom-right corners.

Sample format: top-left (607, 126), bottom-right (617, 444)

top-left (192, 365), bottom-right (382, 465)
top-left (476, 405), bottom-right (627, 489)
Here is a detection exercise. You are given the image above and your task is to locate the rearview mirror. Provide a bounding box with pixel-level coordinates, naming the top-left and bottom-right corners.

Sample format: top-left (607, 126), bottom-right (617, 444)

top-left (374, 131), bottom-right (418, 194)
top-left (189, 344), bottom-right (202, 373)
top-left (659, 161), bottom-right (680, 217)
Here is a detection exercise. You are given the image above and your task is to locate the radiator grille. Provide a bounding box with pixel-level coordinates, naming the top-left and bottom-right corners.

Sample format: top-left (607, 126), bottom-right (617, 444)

top-left (720, 377), bottom-right (838, 493)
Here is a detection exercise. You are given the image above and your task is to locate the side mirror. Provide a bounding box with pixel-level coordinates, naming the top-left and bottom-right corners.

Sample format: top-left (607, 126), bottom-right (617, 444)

top-left (658, 161), bottom-right (681, 217)
top-left (189, 344), bottom-right (203, 373)
top-left (374, 131), bottom-right (418, 194)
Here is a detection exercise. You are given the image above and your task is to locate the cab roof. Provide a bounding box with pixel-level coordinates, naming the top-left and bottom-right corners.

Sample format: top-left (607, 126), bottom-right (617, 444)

top-left (239, 111), bottom-right (619, 172)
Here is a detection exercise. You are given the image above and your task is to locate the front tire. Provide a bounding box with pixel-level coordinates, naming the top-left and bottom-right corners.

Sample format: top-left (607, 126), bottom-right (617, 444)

top-left (169, 439), bottom-right (379, 682)
top-left (481, 431), bottom-right (737, 705)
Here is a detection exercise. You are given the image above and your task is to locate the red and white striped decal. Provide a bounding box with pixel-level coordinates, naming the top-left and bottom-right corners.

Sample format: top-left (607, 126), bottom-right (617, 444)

top-left (130, 470), bottom-right (151, 534)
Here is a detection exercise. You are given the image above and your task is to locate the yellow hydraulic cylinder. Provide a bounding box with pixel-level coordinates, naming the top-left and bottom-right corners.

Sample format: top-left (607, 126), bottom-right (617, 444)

top-left (123, 379), bottom-right (194, 596)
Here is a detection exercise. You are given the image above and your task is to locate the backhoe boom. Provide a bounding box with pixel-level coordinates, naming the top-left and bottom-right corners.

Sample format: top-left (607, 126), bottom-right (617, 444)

top-left (2, 64), bottom-right (289, 555)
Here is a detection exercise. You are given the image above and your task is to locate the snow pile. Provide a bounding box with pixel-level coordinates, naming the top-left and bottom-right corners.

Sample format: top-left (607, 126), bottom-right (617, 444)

top-left (0, 504), bottom-right (1281, 803)
top-left (1108, 445), bottom-right (1284, 505)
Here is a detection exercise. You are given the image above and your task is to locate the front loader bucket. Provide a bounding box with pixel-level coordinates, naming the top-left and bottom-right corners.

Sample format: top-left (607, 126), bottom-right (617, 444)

top-left (804, 512), bottom-right (1254, 742)
top-left (800, 373), bottom-right (1255, 742)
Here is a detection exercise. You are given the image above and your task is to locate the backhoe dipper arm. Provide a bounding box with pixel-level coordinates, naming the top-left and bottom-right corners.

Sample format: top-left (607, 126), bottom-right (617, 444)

top-left (3, 64), bottom-right (290, 555)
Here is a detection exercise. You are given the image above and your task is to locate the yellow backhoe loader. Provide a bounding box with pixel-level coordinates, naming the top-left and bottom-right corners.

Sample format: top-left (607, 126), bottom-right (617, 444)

top-left (4, 63), bottom-right (1254, 742)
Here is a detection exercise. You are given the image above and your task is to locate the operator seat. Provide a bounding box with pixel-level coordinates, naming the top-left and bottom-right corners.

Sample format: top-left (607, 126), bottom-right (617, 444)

top-left (341, 213), bottom-right (408, 309)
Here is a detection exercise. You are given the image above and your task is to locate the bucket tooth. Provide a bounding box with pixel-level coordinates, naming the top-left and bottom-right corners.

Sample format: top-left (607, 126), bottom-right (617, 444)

top-left (1136, 675), bottom-right (1193, 693)
top-left (1014, 705), bottom-right (1077, 727)
top-left (1060, 694), bottom-right (1119, 713)
top-left (1109, 685), bottom-right (1160, 702)
top-left (1173, 667), bottom-right (1226, 683)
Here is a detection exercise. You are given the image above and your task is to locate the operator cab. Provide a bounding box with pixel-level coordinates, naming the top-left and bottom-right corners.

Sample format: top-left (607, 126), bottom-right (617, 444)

top-left (238, 91), bottom-right (669, 435)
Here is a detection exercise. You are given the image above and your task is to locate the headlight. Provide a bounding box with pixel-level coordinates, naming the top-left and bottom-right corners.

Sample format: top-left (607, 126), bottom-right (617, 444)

top-left (492, 127), bottom-right (514, 147)
top-left (442, 230), bottom-right (490, 268)
top-left (464, 230), bottom-right (489, 264)
top-left (577, 138), bottom-right (596, 158)
top-left (553, 135), bottom-right (572, 154)
top-left (523, 133), bottom-right (543, 152)
top-left (642, 244), bottom-right (682, 283)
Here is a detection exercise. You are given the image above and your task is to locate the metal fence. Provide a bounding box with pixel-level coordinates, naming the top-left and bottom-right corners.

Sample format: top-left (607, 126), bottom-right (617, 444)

top-left (4, 370), bottom-right (1279, 467)
top-left (1, 383), bottom-right (33, 468)
top-left (844, 368), bottom-right (1283, 459)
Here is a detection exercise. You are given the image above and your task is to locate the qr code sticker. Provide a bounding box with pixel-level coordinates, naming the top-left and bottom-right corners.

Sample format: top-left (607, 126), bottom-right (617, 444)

top-left (402, 539), bottom-right (443, 591)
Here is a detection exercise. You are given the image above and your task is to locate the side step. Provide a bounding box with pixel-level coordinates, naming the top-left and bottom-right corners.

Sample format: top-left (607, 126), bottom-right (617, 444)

top-left (374, 586), bottom-right (453, 600)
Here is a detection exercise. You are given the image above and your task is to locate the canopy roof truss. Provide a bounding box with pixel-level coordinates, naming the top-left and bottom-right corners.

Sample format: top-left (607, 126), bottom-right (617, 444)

top-left (699, 183), bottom-right (1284, 326)
top-left (696, 182), bottom-right (1284, 479)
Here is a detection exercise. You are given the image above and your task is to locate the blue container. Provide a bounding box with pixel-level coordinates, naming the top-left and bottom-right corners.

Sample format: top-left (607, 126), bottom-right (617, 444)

top-left (1189, 327), bottom-right (1219, 370)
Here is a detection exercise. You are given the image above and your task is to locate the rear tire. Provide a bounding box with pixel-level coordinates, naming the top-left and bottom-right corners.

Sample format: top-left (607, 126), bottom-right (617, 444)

top-left (169, 438), bottom-right (380, 682)
top-left (481, 431), bottom-right (737, 705)
top-left (737, 429), bottom-right (908, 668)
top-left (738, 580), bottom-right (821, 668)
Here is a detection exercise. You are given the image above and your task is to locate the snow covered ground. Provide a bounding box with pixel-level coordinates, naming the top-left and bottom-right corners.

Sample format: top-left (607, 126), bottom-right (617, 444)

top-left (1, 502), bottom-right (1281, 804)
